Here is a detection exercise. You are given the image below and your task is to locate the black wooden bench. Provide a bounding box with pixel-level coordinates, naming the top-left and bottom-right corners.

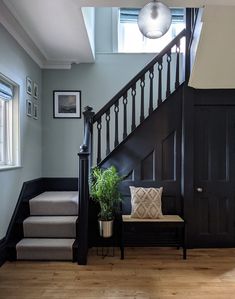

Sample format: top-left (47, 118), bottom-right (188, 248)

top-left (120, 214), bottom-right (187, 259)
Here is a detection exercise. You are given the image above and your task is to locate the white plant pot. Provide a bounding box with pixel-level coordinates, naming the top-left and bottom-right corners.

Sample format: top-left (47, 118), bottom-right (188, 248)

top-left (98, 219), bottom-right (114, 238)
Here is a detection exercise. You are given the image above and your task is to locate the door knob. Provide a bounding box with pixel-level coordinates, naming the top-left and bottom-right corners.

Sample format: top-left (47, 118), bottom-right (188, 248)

top-left (196, 187), bottom-right (203, 193)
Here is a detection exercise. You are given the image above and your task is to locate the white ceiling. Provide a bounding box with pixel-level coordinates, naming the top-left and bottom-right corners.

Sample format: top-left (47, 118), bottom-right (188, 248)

top-left (1, 0), bottom-right (235, 69)
top-left (1, 0), bottom-right (95, 68)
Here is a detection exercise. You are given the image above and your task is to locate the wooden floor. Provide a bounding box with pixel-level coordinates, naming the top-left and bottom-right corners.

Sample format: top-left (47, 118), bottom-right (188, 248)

top-left (1, 248), bottom-right (235, 299)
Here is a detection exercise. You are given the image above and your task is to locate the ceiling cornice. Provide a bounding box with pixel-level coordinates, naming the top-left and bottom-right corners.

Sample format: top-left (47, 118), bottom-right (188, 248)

top-left (0, 0), bottom-right (85, 69)
top-left (0, 0), bottom-right (46, 67)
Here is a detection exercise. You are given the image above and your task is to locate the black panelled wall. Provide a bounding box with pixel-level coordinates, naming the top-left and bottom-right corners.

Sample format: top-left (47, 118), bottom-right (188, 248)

top-left (183, 88), bottom-right (235, 247)
top-left (98, 86), bottom-right (183, 246)
top-left (96, 86), bottom-right (235, 248)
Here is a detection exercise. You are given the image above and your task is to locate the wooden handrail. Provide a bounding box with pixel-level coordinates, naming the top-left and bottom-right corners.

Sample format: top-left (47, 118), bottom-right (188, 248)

top-left (93, 29), bottom-right (186, 123)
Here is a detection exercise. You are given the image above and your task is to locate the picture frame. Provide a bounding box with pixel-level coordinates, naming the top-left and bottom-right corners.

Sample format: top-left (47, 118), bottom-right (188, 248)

top-left (33, 103), bottom-right (38, 120)
top-left (53, 90), bottom-right (81, 119)
top-left (26, 77), bottom-right (32, 95)
top-left (33, 82), bottom-right (39, 99)
top-left (26, 99), bottom-right (32, 117)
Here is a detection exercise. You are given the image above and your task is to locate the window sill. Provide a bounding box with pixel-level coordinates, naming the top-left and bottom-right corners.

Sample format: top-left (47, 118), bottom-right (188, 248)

top-left (0, 165), bottom-right (22, 172)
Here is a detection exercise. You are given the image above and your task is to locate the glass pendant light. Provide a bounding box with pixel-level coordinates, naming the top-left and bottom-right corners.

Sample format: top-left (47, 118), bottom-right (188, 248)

top-left (137, 0), bottom-right (172, 39)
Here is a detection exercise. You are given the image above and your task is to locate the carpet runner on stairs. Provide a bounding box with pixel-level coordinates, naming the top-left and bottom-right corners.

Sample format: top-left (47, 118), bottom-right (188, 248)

top-left (16, 191), bottom-right (78, 261)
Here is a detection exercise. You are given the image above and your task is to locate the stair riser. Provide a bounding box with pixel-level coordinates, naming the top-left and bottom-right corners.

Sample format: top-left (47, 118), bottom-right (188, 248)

top-left (29, 202), bottom-right (78, 216)
top-left (17, 249), bottom-right (73, 261)
top-left (23, 223), bottom-right (76, 238)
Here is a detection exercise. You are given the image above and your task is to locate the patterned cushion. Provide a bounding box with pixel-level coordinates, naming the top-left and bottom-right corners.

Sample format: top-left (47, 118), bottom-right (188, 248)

top-left (130, 186), bottom-right (163, 219)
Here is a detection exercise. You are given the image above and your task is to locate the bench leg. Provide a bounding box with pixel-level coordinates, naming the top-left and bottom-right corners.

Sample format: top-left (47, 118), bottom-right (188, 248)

top-left (121, 246), bottom-right (124, 260)
top-left (183, 223), bottom-right (187, 260)
top-left (120, 221), bottom-right (124, 260)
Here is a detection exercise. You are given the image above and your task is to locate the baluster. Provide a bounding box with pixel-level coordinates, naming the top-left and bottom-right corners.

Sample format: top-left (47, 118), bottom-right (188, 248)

top-left (114, 100), bottom-right (119, 147)
top-left (131, 84), bottom-right (136, 131)
top-left (166, 51), bottom-right (172, 97)
top-left (105, 109), bottom-right (110, 156)
top-left (123, 92), bottom-right (128, 139)
top-left (140, 75), bottom-right (145, 123)
top-left (158, 57), bottom-right (163, 106)
top-left (175, 40), bottom-right (180, 89)
top-left (97, 118), bottom-right (102, 164)
top-left (149, 67), bottom-right (154, 115)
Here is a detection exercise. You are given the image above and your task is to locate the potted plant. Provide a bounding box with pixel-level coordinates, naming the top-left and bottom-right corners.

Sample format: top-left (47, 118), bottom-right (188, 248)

top-left (90, 166), bottom-right (123, 238)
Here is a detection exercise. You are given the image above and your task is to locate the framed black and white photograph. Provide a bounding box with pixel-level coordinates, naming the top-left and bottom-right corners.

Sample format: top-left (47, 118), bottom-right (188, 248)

top-left (53, 90), bottom-right (81, 118)
top-left (26, 77), bottom-right (32, 95)
top-left (33, 82), bottom-right (39, 99)
top-left (26, 99), bottom-right (32, 117)
top-left (33, 103), bottom-right (38, 119)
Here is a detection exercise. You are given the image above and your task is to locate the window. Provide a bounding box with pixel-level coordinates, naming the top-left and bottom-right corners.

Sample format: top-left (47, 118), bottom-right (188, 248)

top-left (0, 76), bottom-right (19, 168)
top-left (118, 8), bottom-right (185, 53)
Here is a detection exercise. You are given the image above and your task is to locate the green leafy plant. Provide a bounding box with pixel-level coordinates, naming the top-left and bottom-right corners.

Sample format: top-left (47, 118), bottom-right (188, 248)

top-left (90, 166), bottom-right (123, 221)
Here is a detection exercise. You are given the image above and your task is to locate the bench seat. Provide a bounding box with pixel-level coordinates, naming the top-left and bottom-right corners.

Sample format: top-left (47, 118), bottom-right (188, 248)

top-left (120, 214), bottom-right (187, 260)
top-left (122, 215), bottom-right (184, 223)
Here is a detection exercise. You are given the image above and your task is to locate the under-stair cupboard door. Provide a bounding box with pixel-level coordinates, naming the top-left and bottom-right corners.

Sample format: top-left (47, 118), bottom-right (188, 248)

top-left (194, 106), bottom-right (235, 247)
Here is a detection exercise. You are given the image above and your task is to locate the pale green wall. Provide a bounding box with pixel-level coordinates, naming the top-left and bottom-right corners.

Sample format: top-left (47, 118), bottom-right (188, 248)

top-left (95, 7), bottom-right (114, 53)
top-left (0, 24), bottom-right (42, 239)
top-left (42, 53), bottom-right (155, 177)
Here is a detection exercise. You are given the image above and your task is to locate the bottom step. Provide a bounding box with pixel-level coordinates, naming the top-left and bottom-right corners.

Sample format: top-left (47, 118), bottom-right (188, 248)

top-left (16, 238), bottom-right (75, 261)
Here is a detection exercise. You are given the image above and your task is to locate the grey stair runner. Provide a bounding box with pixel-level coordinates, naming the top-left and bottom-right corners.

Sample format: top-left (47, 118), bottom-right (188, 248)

top-left (23, 216), bottom-right (77, 238)
top-left (16, 238), bottom-right (75, 260)
top-left (29, 191), bottom-right (78, 215)
top-left (16, 191), bottom-right (78, 261)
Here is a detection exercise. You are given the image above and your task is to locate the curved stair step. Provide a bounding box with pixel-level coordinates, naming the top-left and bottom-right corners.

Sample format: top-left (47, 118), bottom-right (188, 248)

top-left (23, 216), bottom-right (78, 238)
top-left (16, 238), bottom-right (76, 261)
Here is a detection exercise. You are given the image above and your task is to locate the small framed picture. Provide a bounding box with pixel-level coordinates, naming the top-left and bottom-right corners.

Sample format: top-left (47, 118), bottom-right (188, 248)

top-left (53, 90), bottom-right (81, 118)
top-left (26, 100), bottom-right (32, 117)
top-left (33, 103), bottom-right (38, 119)
top-left (26, 77), bottom-right (32, 95)
top-left (33, 82), bottom-right (39, 99)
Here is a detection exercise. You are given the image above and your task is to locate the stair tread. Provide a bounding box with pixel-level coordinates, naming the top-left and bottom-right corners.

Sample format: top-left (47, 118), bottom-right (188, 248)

top-left (16, 238), bottom-right (75, 248)
top-left (30, 191), bottom-right (78, 203)
top-left (23, 216), bottom-right (78, 224)
top-left (29, 191), bottom-right (78, 216)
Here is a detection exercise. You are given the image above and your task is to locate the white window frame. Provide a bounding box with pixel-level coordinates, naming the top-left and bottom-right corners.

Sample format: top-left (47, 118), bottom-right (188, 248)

top-left (0, 74), bottom-right (20, 170)
top-left (115, 8), bottom-right (185, 54)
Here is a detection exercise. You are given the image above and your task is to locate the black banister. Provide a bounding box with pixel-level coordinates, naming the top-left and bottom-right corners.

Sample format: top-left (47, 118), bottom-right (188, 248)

top-left (77, 106), bottom-right (94, 265)
top-left (77, 13), bottom-right (199, 264)
top-left (93, 29), bottom-right (186, 123)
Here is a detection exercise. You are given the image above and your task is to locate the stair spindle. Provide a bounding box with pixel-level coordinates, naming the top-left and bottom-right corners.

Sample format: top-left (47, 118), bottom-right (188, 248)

top-left (131, 84), bottom-right (136, 131)
top-left (175, 41), bottom-right (180, 89)
top-left (105, 109), bottom-right (111, 156)
top-left (158, 58), bottom-right (163, 106)
top-left (123, 92), bottom-right (128, 139)
top-left (149, 67), bottom-right (154, 115)
top-left (114, 100), bottom-right (119, 147)
top-left (97, 118), bottom-right (102, 164)
top-left (166, 51), bottom-right (172, 97)
top-left (140, 76), bottom-right (145, 123)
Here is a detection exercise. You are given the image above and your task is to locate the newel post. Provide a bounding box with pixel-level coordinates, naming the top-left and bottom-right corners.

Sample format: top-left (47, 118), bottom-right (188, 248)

top-left (77, 106), bottom-right (94, 265)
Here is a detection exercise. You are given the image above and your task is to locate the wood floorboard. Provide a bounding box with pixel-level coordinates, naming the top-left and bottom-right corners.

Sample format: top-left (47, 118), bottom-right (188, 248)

top-left (1, 248), bottom-right (235, 299)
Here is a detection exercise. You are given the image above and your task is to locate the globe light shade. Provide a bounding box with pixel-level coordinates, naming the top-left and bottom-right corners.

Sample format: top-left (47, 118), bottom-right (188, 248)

top-left (138, 1), bottom-right (172, 39)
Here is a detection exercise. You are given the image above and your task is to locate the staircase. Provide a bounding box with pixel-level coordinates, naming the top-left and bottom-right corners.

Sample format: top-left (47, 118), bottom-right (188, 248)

top-left (6, 9), bottom-right (199, 265)
top-left (16, 191), bottom-right (78, 261)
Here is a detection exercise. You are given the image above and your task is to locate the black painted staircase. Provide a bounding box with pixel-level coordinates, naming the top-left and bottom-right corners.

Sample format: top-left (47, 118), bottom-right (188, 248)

top-left (3, 9), bottom-right (199, 265)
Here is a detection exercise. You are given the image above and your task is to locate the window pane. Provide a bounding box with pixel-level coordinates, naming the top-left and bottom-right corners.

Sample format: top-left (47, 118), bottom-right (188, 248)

top-left (118, 8), bottom-right (185, 53)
